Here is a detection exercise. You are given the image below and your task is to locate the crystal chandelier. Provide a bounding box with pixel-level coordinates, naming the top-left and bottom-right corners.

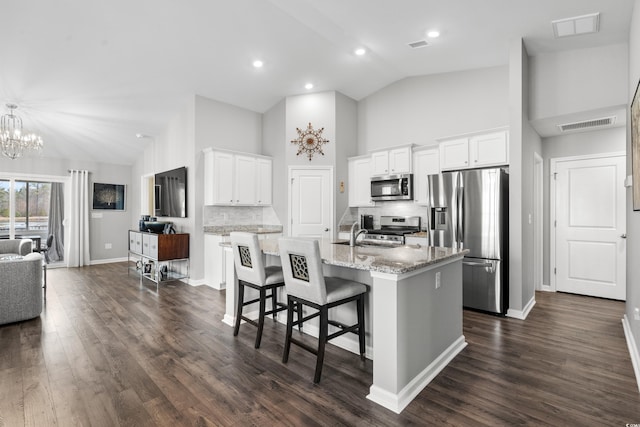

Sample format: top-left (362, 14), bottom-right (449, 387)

top-left (0, 104), bottom-right (44, 159)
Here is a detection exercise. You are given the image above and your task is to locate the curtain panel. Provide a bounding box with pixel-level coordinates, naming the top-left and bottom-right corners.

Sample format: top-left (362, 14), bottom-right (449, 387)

top-left (67, 170), bottom-right (90, 267)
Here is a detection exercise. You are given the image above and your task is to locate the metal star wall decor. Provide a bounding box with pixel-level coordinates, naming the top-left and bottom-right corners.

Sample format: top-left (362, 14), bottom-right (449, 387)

top-left (291, 122), bottom-right (329, 161)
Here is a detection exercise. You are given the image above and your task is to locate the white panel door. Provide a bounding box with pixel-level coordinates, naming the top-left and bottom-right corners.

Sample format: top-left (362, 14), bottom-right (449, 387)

top-left (290, 168), bottom-right (333, 238)
top-left (554, 154), bottom-right (626, 300)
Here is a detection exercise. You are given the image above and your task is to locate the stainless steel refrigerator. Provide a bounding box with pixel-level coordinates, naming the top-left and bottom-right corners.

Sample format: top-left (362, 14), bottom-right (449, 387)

top-left (427, 168), bottom-right (509, 315)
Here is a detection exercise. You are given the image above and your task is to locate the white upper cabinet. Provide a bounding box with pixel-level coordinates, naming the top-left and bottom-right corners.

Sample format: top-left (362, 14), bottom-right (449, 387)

top-left (204, 149), bottom-right (273, 206)
top-left (234, 154), bottom-right (256, 205)
top-left (439, 138), bottom-right (470, 170)
top-left (256, 158), bottom-right (272, 205)
top-left (348, 156), bottom-right (374, 207)
top-left (469, 131), bottom-right (509, 167)
top-left (371, 146), bottom-right (412, 176)
top-left (412, 147), bottom-right (439, 205)
top-left (439, 129), bottom-right (509, 171)
top-left (207, 150), bottom-right (234, 204)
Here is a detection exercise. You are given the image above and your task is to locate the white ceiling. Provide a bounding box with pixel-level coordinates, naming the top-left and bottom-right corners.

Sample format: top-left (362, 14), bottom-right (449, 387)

top-left (0, 0), bottom-right (634, 165)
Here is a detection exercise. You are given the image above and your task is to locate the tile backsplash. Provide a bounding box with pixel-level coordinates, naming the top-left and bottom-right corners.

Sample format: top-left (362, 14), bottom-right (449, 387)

top-left (339, 202), bottom-right (430, 230)
top-left (203, 205), bottom-right (282, 226)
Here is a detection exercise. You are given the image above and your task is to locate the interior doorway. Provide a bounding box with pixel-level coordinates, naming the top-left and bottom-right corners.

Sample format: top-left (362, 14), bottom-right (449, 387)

top-left (550, 152), bottom-right (626, 300)
top-left (288, 167), bottom-right (333, 238)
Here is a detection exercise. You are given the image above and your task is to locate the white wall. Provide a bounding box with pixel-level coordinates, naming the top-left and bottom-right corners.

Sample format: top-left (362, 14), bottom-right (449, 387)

top-left (626, 0), bottom-right (640, 374)
top-left (132, 94), bottom-right (263, 283)
top-left (529, 43), bottom-right (628, 120)
top-left (0, 155), bottom-right (132, 262)
top-left (262, 99), bottom-right (287, 233)
top-left (285, 92), bottom-right (336, 166)
top-left (357, 66), bottom-right (509, 153)
top-left (508, 39), bottom-right (526, 315)
top-left (335, 92), bottom-right (358, 224)
top-left (541, 127), bottom-right (626, 285)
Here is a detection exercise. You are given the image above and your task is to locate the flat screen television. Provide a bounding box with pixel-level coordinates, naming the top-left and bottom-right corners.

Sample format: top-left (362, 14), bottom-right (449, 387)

top-left (154, 166), bottom-right (187, 218)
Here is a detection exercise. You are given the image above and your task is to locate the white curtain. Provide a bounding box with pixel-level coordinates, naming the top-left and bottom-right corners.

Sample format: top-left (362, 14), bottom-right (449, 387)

top-left (67, 170), bottom-right (90, 267)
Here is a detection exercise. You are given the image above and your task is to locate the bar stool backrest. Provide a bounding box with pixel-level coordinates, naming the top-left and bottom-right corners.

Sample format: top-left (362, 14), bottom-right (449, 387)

top-left (278, 238), bottom-right (327, 305)
top-left (230, 232), bottom-right (266, 286)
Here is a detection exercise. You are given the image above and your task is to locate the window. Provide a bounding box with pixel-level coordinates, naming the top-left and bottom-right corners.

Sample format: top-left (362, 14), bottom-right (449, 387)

top-left (0, 179), bottom-right (53, 239)
top-left (14, 181), bottom-right (51, 233)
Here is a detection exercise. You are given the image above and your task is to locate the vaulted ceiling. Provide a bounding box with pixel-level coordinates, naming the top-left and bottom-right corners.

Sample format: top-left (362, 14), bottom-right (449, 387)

top-left (0, 0), bottom-right (633, 165)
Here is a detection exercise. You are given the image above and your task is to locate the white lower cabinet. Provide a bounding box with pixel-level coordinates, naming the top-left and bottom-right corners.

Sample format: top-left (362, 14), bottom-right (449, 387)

top-left (204, 232), bottom-right (282, 290)
top-left (204, 234), bottom-right (228, 290)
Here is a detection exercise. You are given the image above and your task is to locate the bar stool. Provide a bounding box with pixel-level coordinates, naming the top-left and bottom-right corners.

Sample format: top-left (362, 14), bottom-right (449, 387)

top-left (230, 232), bottom-right (289, 349)
top-left (278, 237), bottom-right (367, 383)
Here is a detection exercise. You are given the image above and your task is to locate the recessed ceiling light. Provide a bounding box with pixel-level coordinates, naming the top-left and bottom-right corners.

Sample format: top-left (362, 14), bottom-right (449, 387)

top-left (427, 30), bottom-right (440, 38)
top-left (252, 60), bottom-right (264, 68)
top-left (355, 48), bottom-right (366, 56)
top-left (305, 83), bottom-right (314, 90)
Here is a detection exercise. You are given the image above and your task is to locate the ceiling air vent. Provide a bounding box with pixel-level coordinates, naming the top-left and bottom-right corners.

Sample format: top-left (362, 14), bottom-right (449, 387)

top-left (408, 40), bottom-right (429, 49)
top-left (557, 116), bottom-right (616, 132)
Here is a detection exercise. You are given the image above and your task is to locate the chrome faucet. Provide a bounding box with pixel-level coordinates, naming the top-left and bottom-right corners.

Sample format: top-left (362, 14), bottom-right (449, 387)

top-left (350, 221), bottom-right (367, 247)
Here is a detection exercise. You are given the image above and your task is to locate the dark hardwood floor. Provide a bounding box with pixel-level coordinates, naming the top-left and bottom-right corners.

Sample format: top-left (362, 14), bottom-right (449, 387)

top-left (1, 262), bottom-right (639, 426)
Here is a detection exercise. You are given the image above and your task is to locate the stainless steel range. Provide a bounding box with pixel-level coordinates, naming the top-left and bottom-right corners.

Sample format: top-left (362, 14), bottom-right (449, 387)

top-left (361, 215), bottom-right (421, 246)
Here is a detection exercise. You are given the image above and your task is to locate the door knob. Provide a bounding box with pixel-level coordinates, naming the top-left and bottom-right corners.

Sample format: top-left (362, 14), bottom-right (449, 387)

top-left (621, 233), bottom-right (627, 239)
top-left (324, 228), bottom-right (329, 232)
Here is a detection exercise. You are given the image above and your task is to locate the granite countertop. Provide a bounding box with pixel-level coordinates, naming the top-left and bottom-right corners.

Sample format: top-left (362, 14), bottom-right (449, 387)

top-left (204, 225), bottom-right (283, 236)
top-left (221, 237), bottom-right (467, 275)
top-left (406, 231), bottom-right (429, 238)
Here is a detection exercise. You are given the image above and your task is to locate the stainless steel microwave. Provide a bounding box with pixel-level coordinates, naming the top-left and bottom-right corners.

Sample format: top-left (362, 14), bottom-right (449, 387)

top-left (370, 173), bottom-right (413, 201)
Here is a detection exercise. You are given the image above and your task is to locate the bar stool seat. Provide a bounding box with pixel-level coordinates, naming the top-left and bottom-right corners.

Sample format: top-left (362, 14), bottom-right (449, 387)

top-left (278, 237), bottom-right (368, 383)
top-left (230, 232), bottom-right (288, 349)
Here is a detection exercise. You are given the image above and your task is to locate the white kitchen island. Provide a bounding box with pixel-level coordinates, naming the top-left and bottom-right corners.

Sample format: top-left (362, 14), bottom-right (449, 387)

top-left (222, 238), bottom-right (468, 413)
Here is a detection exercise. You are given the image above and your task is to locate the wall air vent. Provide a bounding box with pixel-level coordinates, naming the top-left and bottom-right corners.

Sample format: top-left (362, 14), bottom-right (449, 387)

top-left (557, 116), bottom-right (616, 132)
top-left (408, 40), bottom-right (429, 49)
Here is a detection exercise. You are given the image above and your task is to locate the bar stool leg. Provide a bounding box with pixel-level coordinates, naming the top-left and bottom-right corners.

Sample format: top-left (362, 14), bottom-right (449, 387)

top-left (282, 296), bottom-right (294, 363)
top-left (357, 294), bottom-right (366, 361)
top-left (271, 287), bottom-right (278, 320)
top-left (297, 301), bottom-right (303, 330)
top-left (255, 288), bottom-right (267, 348)
top-left (314, 306), bottom-right (329, 383)
top-left (234, 281), bottom-right (245, 337)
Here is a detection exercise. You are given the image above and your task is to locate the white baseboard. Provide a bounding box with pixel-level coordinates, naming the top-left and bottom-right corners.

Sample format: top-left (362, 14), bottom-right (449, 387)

top-left (622, 314), bottom-right (640, 393)
top-left (90, 257), bottom-right (128, 265)
top-left (367, 335), bottom-right (467, 414)
top-left (507, 295), bottom-right (536, 320)
top-left (186, 278), bottom-right (207, 287)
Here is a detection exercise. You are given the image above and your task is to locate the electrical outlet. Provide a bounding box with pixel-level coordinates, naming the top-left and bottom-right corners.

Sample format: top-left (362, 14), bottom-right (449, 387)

top-left (634, 307), bottom-right (640, 321)
top-left (105, 243), bottom-right (112, 249)
top-left (435, 271), bottom-right (441, 289)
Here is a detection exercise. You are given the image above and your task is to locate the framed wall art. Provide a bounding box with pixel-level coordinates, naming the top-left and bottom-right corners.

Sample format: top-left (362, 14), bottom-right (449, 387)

top-left (632, 79), bottom-right (640, 210)
top-left (92, 183), bottom-right (126, 210)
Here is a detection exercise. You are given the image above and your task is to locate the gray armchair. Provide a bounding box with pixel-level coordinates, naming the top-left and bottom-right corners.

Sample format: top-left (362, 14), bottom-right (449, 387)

top-left (0, 252), bottom-right (43, 325)
top-left (0, 239), bottom-right (33, 256)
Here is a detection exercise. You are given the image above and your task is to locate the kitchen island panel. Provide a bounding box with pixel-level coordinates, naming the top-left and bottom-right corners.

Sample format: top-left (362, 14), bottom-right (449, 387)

top-left (367, 258), bottom-right (465, 413)
top-left (221, 238), bottom-right (466, 413)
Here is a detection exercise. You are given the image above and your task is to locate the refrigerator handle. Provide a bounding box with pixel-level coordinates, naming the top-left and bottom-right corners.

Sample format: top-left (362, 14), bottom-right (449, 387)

top-left (457, 183), bottom-right (464, 248)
